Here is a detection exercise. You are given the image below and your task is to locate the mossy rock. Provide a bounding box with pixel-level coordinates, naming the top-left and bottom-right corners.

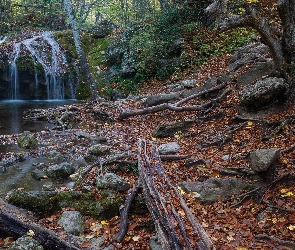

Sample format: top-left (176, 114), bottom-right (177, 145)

top-left (7, 190), bottom-right (123, 219)
top-left (7, 191), bottom-right (60, 216)
top-left (17, 131), bottom-right (38, 149)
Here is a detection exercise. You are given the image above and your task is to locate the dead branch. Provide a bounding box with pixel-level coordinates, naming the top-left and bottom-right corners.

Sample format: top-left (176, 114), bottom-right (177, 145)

top-left (202, 121), bottom-right (247, 148)
top-left (0, 199), bottom-right (80, 250)
top-left (229, 172), bottom-right (291, 208)
top-left (138, 140), bottom-right (214, 249)
top-left (118, 82), bottom-right (229, 120)
top-left (255, 234), bottom-right (295, 248)
top-left (113, 181), bottom-right (142, 243)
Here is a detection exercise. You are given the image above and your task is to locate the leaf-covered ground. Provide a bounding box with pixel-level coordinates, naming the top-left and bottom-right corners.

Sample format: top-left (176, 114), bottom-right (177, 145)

top-left (1, 54), bottom-right (295, 249)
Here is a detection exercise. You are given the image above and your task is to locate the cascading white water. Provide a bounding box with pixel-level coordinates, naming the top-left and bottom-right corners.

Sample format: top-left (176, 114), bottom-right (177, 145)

top-left (9, 32), bottom-right (71, 100)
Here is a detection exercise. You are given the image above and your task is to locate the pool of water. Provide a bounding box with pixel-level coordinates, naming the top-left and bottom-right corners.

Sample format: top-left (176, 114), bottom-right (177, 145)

top-left (0, 99), bottom-right (77, 135)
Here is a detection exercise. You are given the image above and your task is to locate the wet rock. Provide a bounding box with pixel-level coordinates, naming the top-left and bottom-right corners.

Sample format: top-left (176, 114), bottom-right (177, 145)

top-left (8, 236), bottom-right (43, 250)
top-left (158, 142), bottom-right (180, 155)
top-left (249, 148), bottom-right (280, 172)
top-left (88, 144), bottom-right (111, 156)
top-left (46, 162), bottom-right (75, 179)
top-left (58, 211), bottom-right (85, 236)
top-left (178, 178), bottom-right (250, 205)
top-left (239, 77), bottom-right (286, 108)
top-left (17, 131), bottom-right (38, 149)
top-left (97, 173), bottom-right (130, 192)
top-left (144, 93), bottom-right (180, 107)
top-left (45, 150), bottom-right (66, 161)
top-left (152, 121), bottom-right (193, 138)
top-left (31, 169), bottom-right (47, 180)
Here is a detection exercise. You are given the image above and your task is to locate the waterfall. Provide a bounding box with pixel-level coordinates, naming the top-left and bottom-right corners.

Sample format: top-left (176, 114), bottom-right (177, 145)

top-left (8, 32), bottom-right (71, 100)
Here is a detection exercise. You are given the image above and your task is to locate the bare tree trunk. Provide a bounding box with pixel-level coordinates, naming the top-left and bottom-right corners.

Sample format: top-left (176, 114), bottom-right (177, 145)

top-left (278, 0), bottom-right (295, 64)
top-left (63, 0), bottom-right (100, 100)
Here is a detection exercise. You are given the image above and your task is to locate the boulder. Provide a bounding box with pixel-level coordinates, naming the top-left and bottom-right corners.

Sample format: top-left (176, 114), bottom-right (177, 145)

top-left (236, 61), bottom-right (274, 87)
top-left (158, 142), bottom-right (180, 155)
top-left (58, 211), bottom-right (85, 236)
top-left (45, 150), bottom-right (65, 161)
top-left (88, 144), bottom-right (111, 156)
top-left (239, 77), bottom-right (286, 108)
top-left (7, 190), bottom-right (123, 219)
top-left (17, 131), bottom-right (38, 149)
top-left (8, 236), bottom-right (43, 250)
top-left (121, 51), bottom-right (136, 78)
top-left (152, 121), bottom-right (193, 138)
top-left (46, 162), bottom-right (75, 179)
top-left (178, 178), bottom-right (250, 205)
top-left (97, 173), bottom-right (130, 192)
top-left (144, 93), bottom-right (180, 107)
top-left (180, 79), bottom-right (197, 88)
top-left (249, 148), bottom-right (280, 172)
top-left (31, 169), bottom-right (47, 180)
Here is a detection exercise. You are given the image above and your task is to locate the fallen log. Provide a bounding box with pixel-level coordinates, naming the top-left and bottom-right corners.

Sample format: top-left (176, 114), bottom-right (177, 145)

top-left (138, 140), bottom-right (214, 250)
top-left (118, 82), bottom-right (230, 120)
top-left (0, 199), bottom-right (80, 250)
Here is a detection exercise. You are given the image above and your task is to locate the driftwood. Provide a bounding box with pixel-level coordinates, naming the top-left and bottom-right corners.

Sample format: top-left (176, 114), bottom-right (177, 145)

top-left (0, 199), bottom-right (80, 250)
top-left (137, 140), bottom-right (214, 250)
top-left (118, 82), bottom-right (230, 120)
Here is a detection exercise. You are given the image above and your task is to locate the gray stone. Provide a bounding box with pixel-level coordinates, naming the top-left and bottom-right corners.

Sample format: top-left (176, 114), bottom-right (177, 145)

top-left (88, 144), bottom-right (111, 156)
top-left (8, 236), bottom-right (43, 250)
top-left (158, 142), bottom-right (180, 155)
top-left (97, 173), bottom-right (130, 192)
top-left (121, 51), bottom-right (136, 78)
top-left (46, 150), bottom-right (65, 161)
top-left (17, 131), bottom-right (38, 149)
top-left (58, 211), bottom-right (85, 236)
top-left (144, 93), bottom-right (180, 107)
top-left (47, 162), bottom-right (75, 179)
top-left (180, 79), bottom-right (197, 88)
top-left (236, 62), bottom-right (274, 87)
top-left (249, 148), bottom-right (280, 172)
top-left (31, 169), bottom-right (47, 180)
top-left (178, 178), bottom-right (250, 205)
top-left (239, 77), bottom-right (286, 108)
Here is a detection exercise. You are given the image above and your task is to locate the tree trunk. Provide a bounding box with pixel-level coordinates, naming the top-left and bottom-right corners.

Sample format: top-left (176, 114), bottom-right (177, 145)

top-left (278, 0), bottom-right (295, 64)
top-left (63, 0), bottom-right (99, 100)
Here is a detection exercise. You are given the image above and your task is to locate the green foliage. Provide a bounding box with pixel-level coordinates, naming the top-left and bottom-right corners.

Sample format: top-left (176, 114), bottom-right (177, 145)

top-left (191, 26), bottom-right (257, 66)
top-left (76, 81), bottom-right (90, 100)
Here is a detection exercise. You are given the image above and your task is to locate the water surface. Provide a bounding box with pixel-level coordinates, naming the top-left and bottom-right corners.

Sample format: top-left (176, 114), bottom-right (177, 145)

top-left (0, 100), bottom-right (76, 135)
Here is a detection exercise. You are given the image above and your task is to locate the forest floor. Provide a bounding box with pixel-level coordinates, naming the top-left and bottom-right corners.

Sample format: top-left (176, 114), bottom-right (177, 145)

top-left (1, 53), bottom-right (295, 249)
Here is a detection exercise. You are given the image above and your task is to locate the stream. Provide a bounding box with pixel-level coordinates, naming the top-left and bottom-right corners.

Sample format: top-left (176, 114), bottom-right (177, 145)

top-left (0, 100), bottom-right (77, 197)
